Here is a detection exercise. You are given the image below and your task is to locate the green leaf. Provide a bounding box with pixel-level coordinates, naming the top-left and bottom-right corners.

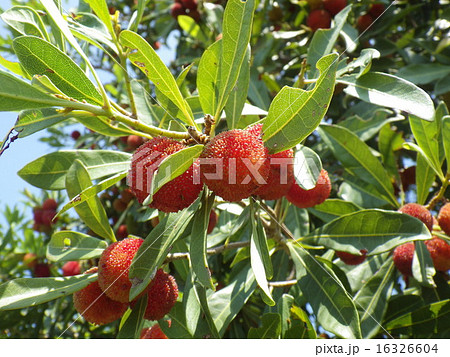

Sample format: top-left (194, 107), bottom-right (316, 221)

top-left (262, 53), bottom-right (338, 153)
top-left (178, 15), bottom-right (209, 43)
top-left (287, 305), bottom-right (317, 339)
top-left (318, 124), bottom-right (398, 207)
top-left (14, 108), bottom-right (69, 138)
top-left (192, 282), bottom-right (220, 338)
top-left (0, 69), bottom-right (71, 111)
top-left (402, 142), bottom-right (444, 181)
top-left (75, 114), bottom-right (136, 137)
top-left (416, 154), bottom-right (435, 205)
top-left (66, 160), bottom-right (115, 242)
top-left (378, 123), bottom-right (403, 180)
top-left (208, 264), bottom-right (257, 337)
top-left (385, 300), bottom-right (450, 335)
top-left (284, 204), bottom-right (309, 238)
top-left (225, 46), bottom-right (250, 130)
top-left (302, 209), bottom-right (432, 255)
top-left (117, 295), bottom-right (147, 339)
top-left (0, 54), bottom-right (26, 78)
top-left (353, 258), bottom-right (395, 338)
top-left (250, 202), bottom-right (274, 306)
top-left (308, 199), bottom-right (361, 223)
top-left (336, 48), bottom-right (380, 78)
top-left (248, 313), bottom-right (281, 338)
top-left (338, 174), bottom-right (391, 208)
top-left (0, 6), bottom-right (49, 40)
top-left (215, 0), bottom-right (256, 118)
top-left (307, 5), bottom-right (351, 77)
top-left (0, 274), bottom-right (97, 311)
top-left (339, 72), bottom-right (435, 122)
top-left (18, 149), bottom-right (131, 190)
top-left (443, 116), bottom-right (450, 166)
top-left (292, 145), bottom-right (322, 190)
top-left (276, 294), bottom-right (294, 338)
top-left (197, 40), bottom-right (221, 116)
top-left (83, 0), bottom-right (116, 39)
top-left (13, 36), bottom-right (103, 105)
top-left (396, 64), bottom-right (450, 85)
top-left (119, 30), bottom-right (195, 127)
top-left (287, 243), bottom-right (362, 339)
top-left (129, 200), bottom-right (200, 300)
top-left (412, 240), bottom-right (436, 288)
top-left (190, 192), bottom-right (215, 290)
top-left (164, 302), bottom-right (194, 338)
top-left (46, 230), bottom-right (108, 262)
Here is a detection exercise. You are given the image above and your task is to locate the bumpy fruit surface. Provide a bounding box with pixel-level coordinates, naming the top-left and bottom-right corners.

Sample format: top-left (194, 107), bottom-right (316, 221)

top-left (200, 129), bottom-right (270, 202)
top-left (141, 269), bottom-right (178, 321)
top-left (425, 238), bottom-right (450, 272)
top-left (398, 203), bottom-right (433, 232)
top-left (247, 124), bottom-right (295, 200)
top-left (140, 322), bottom-right (170, 339)
top-left (98, 238), bottom-right (144, 303)
top-left (438, 203), bottom-right (450, 236)
top-left (286, 169), bottom-right (331, 208)
top-left (128, 137), bottom-right (203, 212)
top-left (73, 267), bottom-right (128, 325)
top-left (336, 250), bottom-right (367, 265)
top-left (323, 0), bottom-right (347, 16)
top-left (393, 242), bottom-right (415, 277)
top-left (307, 10), bottom-right (332, 31)
top-left (62, 261), bottom-right (81, 276)
top-left (357, 14), bottom-right (373, 32)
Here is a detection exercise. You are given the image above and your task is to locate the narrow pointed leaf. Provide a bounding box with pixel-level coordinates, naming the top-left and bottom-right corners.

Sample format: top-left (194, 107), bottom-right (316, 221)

top-left (443, 116), bottom-right (450, 166)
top-left (248, 313), bottom-right (281, 338)
top-left (293, 145), bottom-right (322, 190)
top-left (83, 0), bottom-right (116, 38)
top-left (163, 302), bottom-right (194, 338)
top-left (412, 240), bottom-right (436, 288)
top-left (416, 154), bottom-right (435, 205)
top-left (197, 40), bottom-right (221, 116)
top-left (0, 6), bottom-right (48, 40)
top-left (117, 295), bottom-right (147, 339)
top-left (15, 108), bottom-right (69, 138)
top-left (308, 199), bottom-right (361, 223)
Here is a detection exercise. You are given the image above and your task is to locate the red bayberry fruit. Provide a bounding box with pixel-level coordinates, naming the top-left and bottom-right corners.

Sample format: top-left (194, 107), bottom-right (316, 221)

top-left (307, 10), bottom-right (332, 31)
top-left (120, 188), bottom-right (135, 204)
top-left (128, 137), bottom-right (203, 213)
top-left (199, 129), bottom-right (270, 202)
top-left (357, 14), bottom-right (373, 32)
top-left (181, 0), bottom-right (197, 11)
top-left (113, 198), bottom-right (127, 213)
top-left (140, 321), bottom-right (171, 339)
top-left (188, 9), bottom-right (201, 22)
top-left (127, 135), bottom-right (144, 150)
top-left (34, 263), bottom-right (51, 277)
top-left (153, 41), bottom-right (161, 50)
top-left (438, 203), bottom-right (450, 236)
top-left (41, 209), bottom-right (57, 226)
top-left (98, 238), bottom-right (145, 303)
top-left (286, 169), bottom-right (331, 208)
top-left (42, 198), bottom-right (58, 211)
top-left (71, 130), bottom-right (81, 140)
top-left (323, 0), bottom-right (347, 16)
top-left (369, 3), bottom-right (385, 18)
top-left (336, 249), bottom-right (368, 265)
top-left (33, 208), bottom-right (44, 225)
top-left (425, 238), bottom-right (450, 272)
top-left (398, 203), bottom-right (433, 232)
top-left (247, 124), bottom-right (295, 200)
top-left (171, 2), bottom-right (186, 18)
top-left (73, 267), bottom-right (128, 325)
top-left (393, 242), bottom-right (415, 277)
top-left (117, 224), bottom-right (128, 239)
top-left (62, 261), bottom-right (81, 276)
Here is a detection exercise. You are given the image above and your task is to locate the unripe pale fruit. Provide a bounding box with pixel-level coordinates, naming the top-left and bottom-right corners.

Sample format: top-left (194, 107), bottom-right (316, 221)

top-left (336, 249), bottom-right (367, 265)
top-left (128, 137), bottom-right (203, 213)
top-left (73, 267), bottom-right (128, 325)
top-left (247, 124), bottom-right (295, 200)
top-left (357, 14), bottom-right (373, 32)
top-left (98, 238), bottom-right (145, 303)
top-left (424, 238), bottom-right (450, 272)
top-left (393, 242), bottom-right (414, 277)
top-left (369, 3), bottom-right (385, 18)
top-left (438, 203), bottom-right (450, 236)
top-left (323, 0), bottom-right (347, 16)
top-left (286, 169), bottom-right (331, 208)
top-left (62, 261), bottom-right (81, 276)
top-left (140, 321), bottom-right (170, 339)
top-left (307, 10), bottom-right (332, 32)
top-left (200, 129), bottom-right (270, 202)
top-left (398, 203), bottom-right (433, 232)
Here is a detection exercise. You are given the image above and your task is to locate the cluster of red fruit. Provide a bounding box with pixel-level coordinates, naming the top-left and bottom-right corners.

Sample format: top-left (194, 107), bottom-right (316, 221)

top-left (171, 0), bottom-right (200, 22)
top-left (33, 198), bottom-right (58, 233)
top-left (127, 123), bottom-right (331, 213)
top-left (306, 0), bottom-right (347, 32)
top-left (73, 238), bottom-right (178, 325)
top-left (336, 203), bottom-right (450, 279)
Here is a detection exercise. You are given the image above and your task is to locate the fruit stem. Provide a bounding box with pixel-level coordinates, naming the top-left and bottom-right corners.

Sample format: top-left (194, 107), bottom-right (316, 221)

top-left (293, 58), bottom-right (308, 89)
top-left (426, 172), bottom-right (450, 211)
top-left (268, 279), bottom-right (297, 288)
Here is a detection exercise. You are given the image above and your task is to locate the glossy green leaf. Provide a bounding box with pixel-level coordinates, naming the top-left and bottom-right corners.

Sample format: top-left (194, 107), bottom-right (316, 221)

top-left (250, 202), bottom-right (274, 306)
top-left (302, 209), bottom-right (432, 255)
top-left (276, 294), bottom-right (294, 338)
top-left (287, 243), bottom-right (362, 339)
top-left (353, 258), bottom-right (395, 338)
top-left (416, 153), bottom-right (435, 205)
top-left (14, 108), bottom-right (69, 138)
top-left (263, 54), bottom-right (338, 153)
top-left (338, 175), bottom-right (391, 208)
top-left (215, 0), bottom-right (256, 118)
top-left (378, 123), bottom-right (403, 180)
top-left (339, 72), bottom-right (434, 121)
top-left (292, 145), bottom-right (322, 190)
top-left (396, 64), bottom-right (450, 85)
top-left (13, 36), bottom-right (103, 105)
top-left (385, 300), bottom-right (450, 335)
top-left (0, 69), bottom-right (71, 111)
top-left (403, 142), bottom-right (444, 181)
top-left (412, 240), bottom-right (436, 288)
top-left (287, 305), bottom-right (317, 339)
top-left (46, 230), bottom-right (108, 262)
top-left (178, 15), bottom-right (209, 43)
top-left (308, 199), bottom-right (361, 223)
top-left (248, 313), bottom-right (281, 338)
top-left (163, 302), bottom-right (194, 339)
top-left (120, 30), bottom-right (195, 127)
top-left (307, 5), bottom-right (351, 77)
top-left (129, 200), bottom-right (200, 300)
top-left (192, 282), bottom-right (220, 338)
top-left (208, 265), bottom-right (257, 337)
top-left (284, 204), bottom-right (309, 238)
top-left (66, 160), bottom-right (115, 242)
top-left (130, 80), bottom-right (157, 126)
top-left (117, 295), bottom-right (146, 339)
top-left (336, 48), bottom-right (380, 78)
top-left (443, 116), bottom-right (450, 166)
top-left (0, 273), bottom-right (97, 311)
top-left (225, 46), bottom-right (250, 130)
top-left (318, 124), bottom-right (398, 207)
top-left (0, 54), bottom-right (26, 77)
top-left (83, 0), bottom-right (115, 39)
top-left (0, 6), bottom-right (48, 40)
top-left (190, 192), bottom-right (215, 290)
top-left (197, 40), bottom-right (221, 116)
top-left (18, 149), bottom-right (131, 190)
